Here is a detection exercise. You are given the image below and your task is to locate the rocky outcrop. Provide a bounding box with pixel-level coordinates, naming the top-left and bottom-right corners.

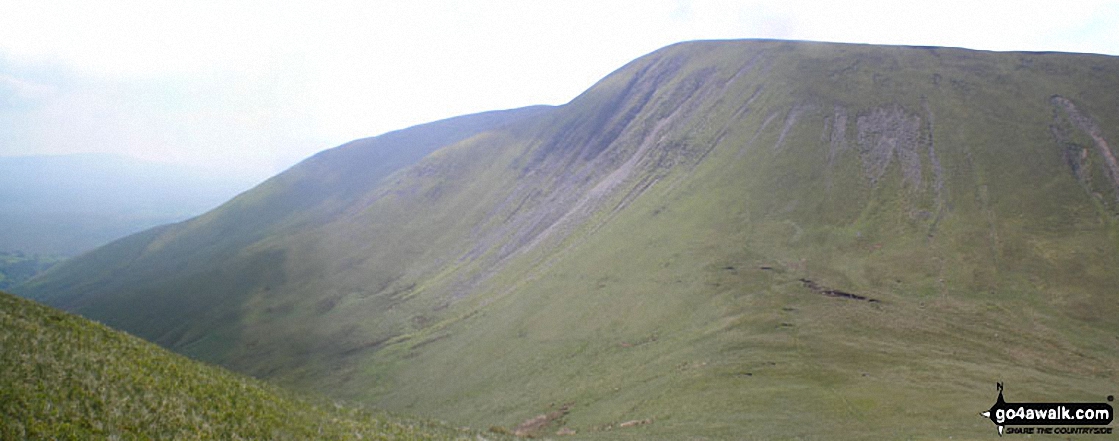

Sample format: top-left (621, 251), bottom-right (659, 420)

top-left (856, 106), bottom-right (923, 188)
top-left (826, 105), bottom-right (849, 166)
top-left (1050, 95), bottom-right (1119, 204)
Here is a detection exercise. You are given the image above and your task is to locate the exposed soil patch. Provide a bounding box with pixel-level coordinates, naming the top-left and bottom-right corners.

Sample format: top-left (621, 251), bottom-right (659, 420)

top-left (513, 403), bottom-right (572, 438)
top-left (596, 418), bottom-right (654, 432)
top-left (798, 278), bottom-right (879, 303)
top-left (619, 419), bottom-right (653, 428)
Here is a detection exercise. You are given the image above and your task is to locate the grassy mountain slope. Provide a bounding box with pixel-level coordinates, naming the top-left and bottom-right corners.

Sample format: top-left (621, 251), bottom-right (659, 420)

top-left (20, 40), bottom-right (1119, 438)
top-left (21, 106), bottom-right (548, 360)
top-left (0, 291), bottom-right (493, 440)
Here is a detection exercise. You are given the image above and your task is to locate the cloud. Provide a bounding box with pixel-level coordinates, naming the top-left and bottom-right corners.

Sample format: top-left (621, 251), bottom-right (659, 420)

top-left (1, 1), bottom-right (1117, 180)
top-left (0, 58), bottom-right (328, 179)
top-left (0, 74), bottom-right (58, 109)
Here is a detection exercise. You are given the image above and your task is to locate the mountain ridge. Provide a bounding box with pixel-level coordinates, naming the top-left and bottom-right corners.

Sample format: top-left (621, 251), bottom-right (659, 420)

top-left (18, 39), bottom-right (1119, 438)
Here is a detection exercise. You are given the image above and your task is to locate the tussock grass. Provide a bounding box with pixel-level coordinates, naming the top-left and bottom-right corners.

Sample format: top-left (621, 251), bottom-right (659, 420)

top-left (0, 291), bottom-right (494, 440)
top-left (14, 40), bottom-right (1119, 439)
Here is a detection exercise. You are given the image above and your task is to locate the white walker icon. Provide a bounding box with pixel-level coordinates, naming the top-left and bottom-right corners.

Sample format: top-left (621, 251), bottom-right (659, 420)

top-left (980, 382), bottom-right (1010, 436)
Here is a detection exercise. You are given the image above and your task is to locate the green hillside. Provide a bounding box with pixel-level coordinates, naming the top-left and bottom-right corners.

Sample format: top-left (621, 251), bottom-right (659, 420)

top-left (20, 106), bottom-right (548, 359)
top-left (0, 290), bottom-right (493, 440)
top-left (18, 40), bottom-right (1119, 438)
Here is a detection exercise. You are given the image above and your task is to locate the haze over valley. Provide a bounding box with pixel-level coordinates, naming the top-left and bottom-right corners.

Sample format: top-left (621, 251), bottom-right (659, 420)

top-left (0, 153), bottom-right (259, 256)
top-left (5, 2), bottom-right (1119, 439)
top-left (7, 38), bottom-right (1119, 438)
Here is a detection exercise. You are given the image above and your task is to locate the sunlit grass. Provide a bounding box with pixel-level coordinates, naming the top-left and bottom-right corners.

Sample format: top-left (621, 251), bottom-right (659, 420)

top-left (0, 291), bottom-right (497, 440)
top-left (13, 40), bottom-right (1119, 439)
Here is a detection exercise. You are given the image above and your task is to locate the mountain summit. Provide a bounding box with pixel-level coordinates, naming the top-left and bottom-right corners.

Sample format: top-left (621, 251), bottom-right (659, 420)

top-left (19, 40), bottom-right (1119, 438)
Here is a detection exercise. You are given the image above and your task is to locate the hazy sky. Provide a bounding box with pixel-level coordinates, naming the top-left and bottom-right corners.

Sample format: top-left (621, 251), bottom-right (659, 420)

top-left (2, 1), bottom-right (1118, 180)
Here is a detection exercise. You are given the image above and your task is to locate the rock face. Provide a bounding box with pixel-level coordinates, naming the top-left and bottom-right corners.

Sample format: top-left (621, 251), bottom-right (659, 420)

top-left (856, 105), bottom-right (924, 187)
top-left (826, 105), bottom-right (849, 166)
top-left (1051, 95), bottom-right (1119, 208)
top-left (18, 40), bottom-right (1119, 439)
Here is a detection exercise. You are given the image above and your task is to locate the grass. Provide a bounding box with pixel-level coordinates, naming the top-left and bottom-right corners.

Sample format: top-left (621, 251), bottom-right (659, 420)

top-left (343, 41), bottom-right (1119, 438)
top-left (0, 291), bottom-right (502, 440)
top-left (15, 40), bottom-right (1119, 438)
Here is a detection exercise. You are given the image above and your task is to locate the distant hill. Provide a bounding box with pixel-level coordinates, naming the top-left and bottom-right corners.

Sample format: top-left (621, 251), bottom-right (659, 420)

top-left (0, 251), bottom-right (59, 291)
top-left (19, 40), bottom-right (1119, 438)
top-left (0, 153), bottom-right (260, 256)
top-left (0, 291), bottom-right (492, 440)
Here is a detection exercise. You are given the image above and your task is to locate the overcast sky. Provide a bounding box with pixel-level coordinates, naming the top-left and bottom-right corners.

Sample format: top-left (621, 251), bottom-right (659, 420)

top-left (2, 1), bottom-right (1118, 181)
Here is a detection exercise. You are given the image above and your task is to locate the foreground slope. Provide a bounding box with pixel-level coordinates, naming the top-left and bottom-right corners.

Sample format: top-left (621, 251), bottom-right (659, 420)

top-left (0, 291), bottom-right (487, 440)
top-left (21, 40), bottom-right (1119, 438)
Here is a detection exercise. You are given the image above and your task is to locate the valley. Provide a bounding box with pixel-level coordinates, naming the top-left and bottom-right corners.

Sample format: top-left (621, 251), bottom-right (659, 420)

top-left (13, 39), bottom-right (1119, 438)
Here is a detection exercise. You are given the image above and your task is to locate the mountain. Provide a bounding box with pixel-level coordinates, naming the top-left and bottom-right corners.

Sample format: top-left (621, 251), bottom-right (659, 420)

top-left (0, 291), bottom-right (496, 439)
top-left (18, 40), bottom-right (1119, 438)
top-left (0, 153), bottom-right (262, 256)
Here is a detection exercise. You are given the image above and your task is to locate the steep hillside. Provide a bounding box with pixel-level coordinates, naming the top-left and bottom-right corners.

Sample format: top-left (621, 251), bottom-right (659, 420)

top-left (20, 40), bottom-right (1119, 438)
top-left (0, 291), bottom-right (492, 440)
top-left (21, 106), bottom-right (547, 359)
